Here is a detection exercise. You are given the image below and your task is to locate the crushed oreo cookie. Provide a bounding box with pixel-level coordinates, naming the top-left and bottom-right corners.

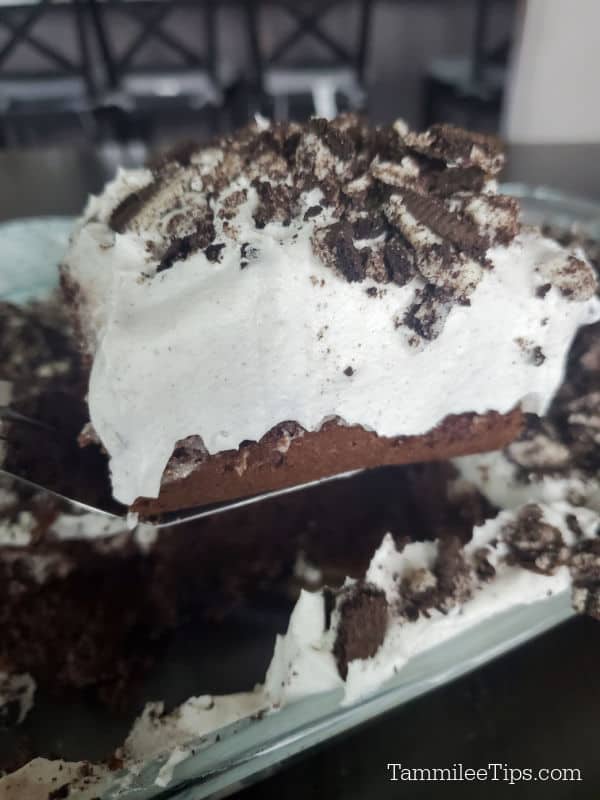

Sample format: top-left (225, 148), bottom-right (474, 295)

top-left (383, 236), bottom-right (416, 286)
top-left (205, 242), bottom-right (225, 263)
top-left (515, 337), bottom-right (546, 366)
top-left (109, 181), bottom-right (160, 234)
top-left (252, 179), bottom-right (295, 229)
top-left (105, 117), bottom-right (593, 343)
top-left (392, 502), bottom-right (600, 631)
top-left (496, 221), bottom-right (600, 493)
top-left (502, 504), bottom-right (568, 574)
top-left (333, 582), bottom-right (388, 679)
top-left (536, 283), bottom-right (552, 299)
top-left (156, 215), bottom-right (216, 273)
top-left (303, 204), bottom-right (323, 221)
top-left (313, 220), bottom-right (367, 283)
top-left (541, 223), bottom-right (600, 288)
top-left (240, 241), bottom-right (259, 265)
top-left (403, 284), bottom-right (452, 343)
top-left (404, 124), bottom-right (504, 174)
top-left (570, 539), bottom-right (600, 619)
top-left (398, 535), bottom-right (472, 620)
top-left (536, 253), bottom-right (597, 302)
top-left (396, 188), bottom-right (488, 260)
top-left (421, 164), bottom-right (486, 197)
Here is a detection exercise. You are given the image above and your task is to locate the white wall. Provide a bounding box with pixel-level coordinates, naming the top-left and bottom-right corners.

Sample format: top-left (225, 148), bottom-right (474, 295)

top-left (503, 0), bottom-right (600, 142)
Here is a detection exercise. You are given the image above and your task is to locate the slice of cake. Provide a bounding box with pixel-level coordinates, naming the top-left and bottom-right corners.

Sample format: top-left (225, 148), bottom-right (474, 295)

top-left (61, 118), bottom-right (600, 513)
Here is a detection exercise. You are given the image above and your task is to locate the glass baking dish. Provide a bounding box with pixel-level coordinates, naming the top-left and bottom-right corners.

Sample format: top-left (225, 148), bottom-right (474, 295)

top-left (0, 183), bottom-right (597, 799)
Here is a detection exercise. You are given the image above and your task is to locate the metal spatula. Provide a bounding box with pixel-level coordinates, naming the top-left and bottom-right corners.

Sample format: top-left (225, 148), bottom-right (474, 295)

top-left (0, 406), bottom-right (357, 529)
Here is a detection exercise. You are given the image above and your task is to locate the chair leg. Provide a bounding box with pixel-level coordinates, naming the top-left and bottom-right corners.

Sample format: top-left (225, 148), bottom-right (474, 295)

top-left (312, 82), bottom-right (338, 119)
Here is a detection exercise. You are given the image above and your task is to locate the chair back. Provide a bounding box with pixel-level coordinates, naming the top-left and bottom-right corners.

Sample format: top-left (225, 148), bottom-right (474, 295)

top-left (0, 0), bottom-right (95, 103)
top-left (89, 0), bottom-right (218, 93)
top-left (245, 0), bottom-right (373, 89)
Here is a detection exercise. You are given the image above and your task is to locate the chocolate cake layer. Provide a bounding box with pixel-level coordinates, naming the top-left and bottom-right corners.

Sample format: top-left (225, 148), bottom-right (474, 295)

top-left (133, 408), bottom-right (523, 517)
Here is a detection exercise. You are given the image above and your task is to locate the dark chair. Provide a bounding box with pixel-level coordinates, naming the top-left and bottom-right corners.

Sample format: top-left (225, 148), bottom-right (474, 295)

top-left (422, 0), bottom-right (511, 131)
top-left (244, 0), bottom-right (373, 121)
top-left (0, 0), bottom-right (97, 146)
top-left (87, 0), bottom-right (222, 143)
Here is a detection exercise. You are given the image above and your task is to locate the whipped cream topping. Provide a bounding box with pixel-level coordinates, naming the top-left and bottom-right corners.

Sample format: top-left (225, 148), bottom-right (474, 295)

top-left (63, 120), bottom-right (600, 504)
top-left (0, 758), bottom-right (111, 800)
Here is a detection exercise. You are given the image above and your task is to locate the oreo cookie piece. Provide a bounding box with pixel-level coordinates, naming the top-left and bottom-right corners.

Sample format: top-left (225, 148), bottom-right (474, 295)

top-left (109, 181), bottom-right (160, 234)
top-left (403, 284), bottom-right (452, 344)
top-left (383, 236), bottom-right (416, 286)
top-left (156, 215), bottom-right (216, 273)
top-left (398, 188), bottom-right (489, 260)
top-left (309, 117), bottom-right (356, 162)
top-left (252, 180), bottom-right (297, 229)
top-left (422, 164), bottom-right (486, 197)
top-left (312, 221), bottom-right (367, 283)
top-left (537, 253), bottom-right (598, 302)
top-left (385, 195), bottom-right (484, 299)
top-left (502, 504), bottom-right (568, 575)
top-left (333, 582), bottom-right (389, 680)
top-left (405, 123), bottom-right (505, 174)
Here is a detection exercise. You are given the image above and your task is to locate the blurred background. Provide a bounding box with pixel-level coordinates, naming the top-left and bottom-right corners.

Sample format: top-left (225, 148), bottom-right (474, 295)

top-left (0, 0), bottom-right (597, 156)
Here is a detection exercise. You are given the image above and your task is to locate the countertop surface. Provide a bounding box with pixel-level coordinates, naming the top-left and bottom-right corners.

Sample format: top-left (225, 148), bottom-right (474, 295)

top-left (1, 141), bottom-right (599, 799)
